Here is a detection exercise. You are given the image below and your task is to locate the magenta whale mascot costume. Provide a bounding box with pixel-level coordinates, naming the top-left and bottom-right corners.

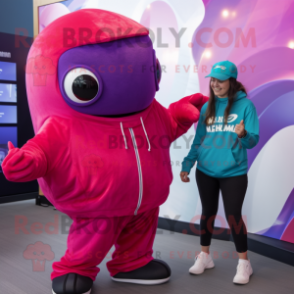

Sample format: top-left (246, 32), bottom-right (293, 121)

top-left (2, 9), bottom-right (207, 294)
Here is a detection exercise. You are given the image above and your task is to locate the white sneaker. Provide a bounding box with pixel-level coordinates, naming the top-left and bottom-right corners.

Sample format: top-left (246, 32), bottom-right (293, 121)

top-left (233, 259), bottom-right (253, 284)
top-left (189, 251), bottom-right (215, 275)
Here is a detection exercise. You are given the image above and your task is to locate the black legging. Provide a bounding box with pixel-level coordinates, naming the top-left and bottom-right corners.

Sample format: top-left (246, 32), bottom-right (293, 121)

top-left (196, 168), bottom-right (248, 253)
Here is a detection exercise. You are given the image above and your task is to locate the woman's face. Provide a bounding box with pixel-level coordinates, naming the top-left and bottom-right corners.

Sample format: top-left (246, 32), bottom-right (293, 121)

top-left (210, 78), bottom-right (230, 98)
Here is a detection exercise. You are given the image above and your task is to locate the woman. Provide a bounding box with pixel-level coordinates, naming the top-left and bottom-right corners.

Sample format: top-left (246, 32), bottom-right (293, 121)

top-left (180, 60), bottom-right (259, 284)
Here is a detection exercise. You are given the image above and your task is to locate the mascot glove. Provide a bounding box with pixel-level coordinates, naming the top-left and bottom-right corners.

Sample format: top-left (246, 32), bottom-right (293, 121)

top-left (2, 141), bottom-right (47, 182)
top-left (169, 93), bottom-right (209, 126)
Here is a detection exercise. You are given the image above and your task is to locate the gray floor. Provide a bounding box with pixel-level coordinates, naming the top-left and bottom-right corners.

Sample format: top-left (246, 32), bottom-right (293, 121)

top-left (0, 200), bottom-right (293, 294)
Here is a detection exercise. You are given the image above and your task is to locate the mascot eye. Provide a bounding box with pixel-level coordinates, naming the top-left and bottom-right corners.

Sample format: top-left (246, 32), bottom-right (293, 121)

top-left (156, 58), bottom-right (162, 84)
top-left (64, 68), bottom-right (99, 103)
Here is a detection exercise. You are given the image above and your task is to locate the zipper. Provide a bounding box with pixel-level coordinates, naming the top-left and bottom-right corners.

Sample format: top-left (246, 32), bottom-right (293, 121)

top-left (129, 128), bottom-right (143, 215)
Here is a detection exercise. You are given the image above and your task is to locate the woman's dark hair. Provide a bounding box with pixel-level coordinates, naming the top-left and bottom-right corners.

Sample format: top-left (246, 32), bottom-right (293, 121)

top-left (204, 78), bottom-right (247, 125)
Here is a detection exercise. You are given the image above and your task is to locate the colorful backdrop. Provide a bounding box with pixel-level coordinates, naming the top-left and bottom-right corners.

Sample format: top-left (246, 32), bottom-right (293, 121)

top-left (38, 0), bottom-right (294, 243)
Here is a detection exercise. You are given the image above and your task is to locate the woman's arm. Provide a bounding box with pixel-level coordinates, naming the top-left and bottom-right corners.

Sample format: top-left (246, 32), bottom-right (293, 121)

top-left (181, 106), bottom-right (207, 174)
top-left (239, 105), bottom-right (259, 149)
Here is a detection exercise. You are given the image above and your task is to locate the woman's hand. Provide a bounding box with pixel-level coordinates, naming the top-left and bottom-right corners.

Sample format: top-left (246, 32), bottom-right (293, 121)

top-left (235, 120), bottom-right (245, 138)
top-left (180, 171), bottom-right (190, 182)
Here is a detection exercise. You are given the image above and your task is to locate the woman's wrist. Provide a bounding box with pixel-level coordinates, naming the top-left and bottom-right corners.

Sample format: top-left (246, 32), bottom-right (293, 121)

top-left (238, 129), bottom-right (247, 138)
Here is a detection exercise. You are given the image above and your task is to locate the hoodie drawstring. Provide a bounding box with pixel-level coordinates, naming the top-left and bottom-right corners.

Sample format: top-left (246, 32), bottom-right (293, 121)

top-left (120, 118), bottom-right (151, 152)
top-left (120, 122), bottom-right (128, 149)
top-left (140, 117), bottom-right (151, 152)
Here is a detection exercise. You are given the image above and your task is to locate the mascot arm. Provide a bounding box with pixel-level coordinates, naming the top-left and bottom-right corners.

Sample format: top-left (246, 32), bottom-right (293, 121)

top-left (167, 93), bottom-right (209, 141)
top-left (2, 140), bottom-right (48, 183)
top-left (1, 117), bottom-right (63, 182)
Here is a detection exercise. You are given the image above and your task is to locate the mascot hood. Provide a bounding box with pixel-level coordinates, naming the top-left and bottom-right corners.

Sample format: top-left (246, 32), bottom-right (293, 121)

top-left (26, 9), bottom-right (160, 133)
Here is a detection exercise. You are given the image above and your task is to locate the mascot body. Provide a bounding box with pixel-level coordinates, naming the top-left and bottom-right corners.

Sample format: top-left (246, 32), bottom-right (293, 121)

top-left (2, 9), bottom-right (207, 294)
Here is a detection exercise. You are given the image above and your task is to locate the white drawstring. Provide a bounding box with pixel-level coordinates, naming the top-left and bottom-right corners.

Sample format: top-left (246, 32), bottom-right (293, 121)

top-left (120, 122), bottom-right (128, 149)
top-left (120, 119), bottom-right (151, 151)
top-left (140, 117), bottom-right (151, 152)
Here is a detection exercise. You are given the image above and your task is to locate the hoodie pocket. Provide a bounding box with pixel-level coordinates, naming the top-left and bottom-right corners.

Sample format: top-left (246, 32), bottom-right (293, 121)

top-left (231, 144), bottom-right (247, 167)
top-left (197, 146), bottom-right (238, 173)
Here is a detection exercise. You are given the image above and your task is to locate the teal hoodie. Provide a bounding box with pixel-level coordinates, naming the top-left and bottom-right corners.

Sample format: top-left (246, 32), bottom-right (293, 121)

top-left (181, 91), bottom-right (259, 178)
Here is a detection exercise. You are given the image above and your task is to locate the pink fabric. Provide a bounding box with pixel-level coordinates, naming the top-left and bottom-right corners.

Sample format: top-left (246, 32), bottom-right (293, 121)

top-left (52, 207), bottom-right (159, 280)
top-left (2, 142), bottom-right (47, 182)
top-left (2, 94), bottom-right (206, 219)
top-left (1, 9), bottom-right (209, 280)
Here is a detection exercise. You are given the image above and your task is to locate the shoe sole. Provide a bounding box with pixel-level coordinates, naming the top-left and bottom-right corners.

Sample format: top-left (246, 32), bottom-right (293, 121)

top-left (52, 289), bottom-right (91, 294)
top-left (233, 271), bottom-right (253, 285)
top-left (233, 281), bottom-right (249, 285)
top-left (189, 264), bottom-right (215, 275)
top-left (111, 276), bottom-right (170, 285)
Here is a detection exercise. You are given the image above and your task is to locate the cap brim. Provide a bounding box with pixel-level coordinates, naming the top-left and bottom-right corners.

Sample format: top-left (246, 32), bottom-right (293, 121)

top-left (205, 73), bottom-right (230, 81)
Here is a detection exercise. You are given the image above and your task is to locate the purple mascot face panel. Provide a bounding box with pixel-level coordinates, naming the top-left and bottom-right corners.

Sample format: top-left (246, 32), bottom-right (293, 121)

top-left (58, 35), bottom-right (160, 116)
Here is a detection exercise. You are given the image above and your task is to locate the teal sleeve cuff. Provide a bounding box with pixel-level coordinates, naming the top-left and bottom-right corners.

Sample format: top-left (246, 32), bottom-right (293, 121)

top-left (242, 130), bottom-right (248, 139)
top-left (181, 160), bottom-right (195, 174)
top-left (240, 132), bottom-right (259, 149)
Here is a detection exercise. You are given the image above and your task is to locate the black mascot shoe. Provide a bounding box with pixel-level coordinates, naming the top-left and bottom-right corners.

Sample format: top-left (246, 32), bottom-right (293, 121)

top-left (52, 273), bottom-right (93, 294)
top-left (111, 259), bottom-right (171, 285)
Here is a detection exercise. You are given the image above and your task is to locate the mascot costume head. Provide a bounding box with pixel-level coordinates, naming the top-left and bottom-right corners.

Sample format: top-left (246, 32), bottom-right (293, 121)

top-left (26, 9), bottom-right (161, 127)
top-left (2, 9), bottom-right (207, 294)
